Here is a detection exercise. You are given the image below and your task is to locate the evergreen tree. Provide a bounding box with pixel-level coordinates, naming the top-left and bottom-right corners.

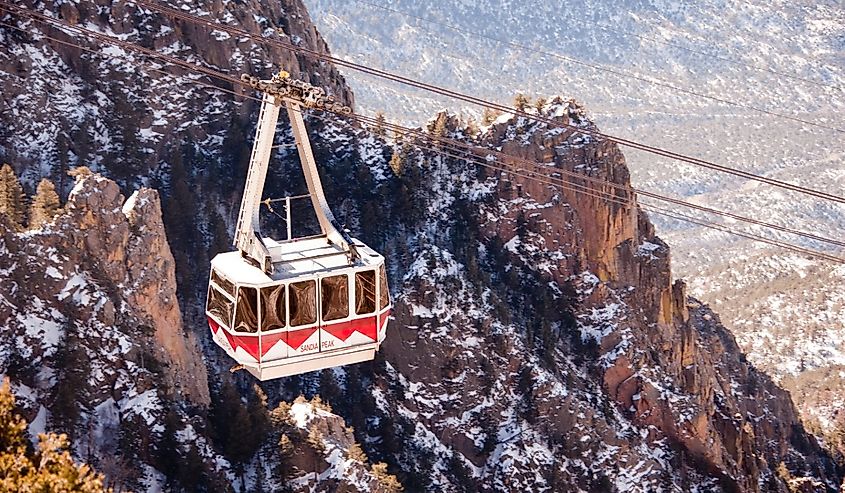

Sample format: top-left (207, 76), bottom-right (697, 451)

top-left (105, 86), bottom-right (145, 185)
top-left (56, 131), bottom-right (70, 193)
top-left (179, 444), bottom-right (205, 493)
top-left (0, 378), bottom-right (110, 492)
top-left (517, 365), bottom-right (538, 424)
top-left (163, 146), bottom-right (197, 288)
top-left (270, 400), bottom-right (294, 428)
top-left (465, 116), bottom-right (480, 138)
top-left (70, 128), bottom-right (93, 183)
top-left (341, 366), bottom-right (367, 433)
top-left (534, 97), bottom-right (548, 112)
top-left (68, 166), bottom-right (93, 178)
top-left (276, 433), bottom-right (296, 484)
top-left (211, 378), bottom-right (264, 484)
top-left (247, 384), bottom-right (270, 448)
top-left (0, 379), bottom-right (27, 454)
top-left (29, 178), bottom-right (61, 229)
top-left (278, 434), bottom-right (294, 457)
top-left (346, 442), bottom-right (368, 463)
top-left (52, 318), bottom-right (90, 439)
top-left (318, 370), bottom-right (342, 408)
top-left (431, 115), bottom-right (447, 139)
top-left (310, 394), bottom-right (331, 413)
top-left (0, 163), bottom-right (25, 230)
top-left (481, 107), bottom-right (499, 126)
top-left (156, 408), bottom-right (182, 484)
top-left (306, 426), bottom-right (326, 485)
top-left (514, 93), bottom-right (531, 112)
top-left (478, 413), bottom-right (498, 456)
top-left (371, 462), bottom-right (403, 493)
top-left (373, 112), bottom-right (387, 137)
top-left (389, 149), bottom-right (405, 176)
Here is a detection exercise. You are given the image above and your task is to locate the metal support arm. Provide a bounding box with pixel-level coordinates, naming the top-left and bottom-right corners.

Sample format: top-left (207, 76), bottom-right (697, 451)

top-left (286, 101), bottom-right (359, 259)
top-left (234, 92), bottom-right (279, 273)
top-left (233, 72), bottom-right (359, 273)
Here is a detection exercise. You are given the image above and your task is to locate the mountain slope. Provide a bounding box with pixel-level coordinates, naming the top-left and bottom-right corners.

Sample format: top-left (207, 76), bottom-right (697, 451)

top-left (303, 0), bottom-right (845, 434)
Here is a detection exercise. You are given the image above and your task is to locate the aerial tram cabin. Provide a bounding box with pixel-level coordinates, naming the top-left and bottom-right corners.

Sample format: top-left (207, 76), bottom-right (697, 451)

top-left (205, 71), bottom-right (391, 381)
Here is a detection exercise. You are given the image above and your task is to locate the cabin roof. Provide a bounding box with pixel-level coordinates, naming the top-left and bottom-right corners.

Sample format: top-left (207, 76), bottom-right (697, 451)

top-left (212, 237), bottom-right (383, 286)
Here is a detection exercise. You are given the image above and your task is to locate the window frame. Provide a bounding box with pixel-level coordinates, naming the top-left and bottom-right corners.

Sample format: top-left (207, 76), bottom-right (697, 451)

top-left (233, 285), bottom-right (259, 334)
top-left (207, 282), bottom-right (235, 329)
top-left (259, 282), bottom-right (287, 333)
top-left (378, 264), bottom-right (390, 310)
top-left (354, 269), bottom-right (377, 316)
top-left (288, 279), bottom-right (318, 327)
top-left (320, 273), bottom-right (350, 322)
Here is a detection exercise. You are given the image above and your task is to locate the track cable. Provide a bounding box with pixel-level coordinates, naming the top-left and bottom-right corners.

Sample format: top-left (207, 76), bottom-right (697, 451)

top-left (1, 7), bottom-right (843, 263)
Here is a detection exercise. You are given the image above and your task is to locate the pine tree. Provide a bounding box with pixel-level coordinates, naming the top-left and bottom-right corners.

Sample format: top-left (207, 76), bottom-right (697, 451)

top-left (431, 115), bottom-right (447, 139)
top-left (247, 384), bottom-right (270, 449)
top-left (481, 107), bottom-right (499, 126)
top-left (278, 433), bottom-right (294, 457)
top-left (68, 165), bottom-right (93, 178)
top-left (371, 462), bottom-right (403, 493)
top-left (389, 149), bottom-right (405, 176)
top-left (310, 394), bottom-right (331, 413)
top-left (0, 378), bottom-right (111, 492)
top-left (514, 93), bottom-right (531, 112)
top-left (0, 164), bottom-right (26, 230)
top-left (275, 433), bottom-right (297, 490)
top-left (373, 111), bottom-right (387, 137)
top-left (306, 426), bottom-right (326, 486)
top-left (29, 178), bottom-right (61, 229)
top-left (270, 400), bottom-right (294, 428)
top-left (157, 408), bottom-right (182, 483)
top-left (534, 97), bottom-right (548, 112)
top-left (517, 365), bottom-right (538, 424)
top-left (211, 378), bottom-right (263, 487)
top-left (179, 444), bottom-right (205, 493)
top-left (346, 442), bottom-right (368, 463)
top-left (163, 146), bottom-right (197, 288)
top-left (306, 426), bottom-right (326, 456)
top-left (465, 116), bottom-right (480, 138)
top-left (0, 378), bottom-right (27, 452)
top-left (52, 318), bottom-right (90, 439)
top-left (318, 370), bottom-right (342, 409)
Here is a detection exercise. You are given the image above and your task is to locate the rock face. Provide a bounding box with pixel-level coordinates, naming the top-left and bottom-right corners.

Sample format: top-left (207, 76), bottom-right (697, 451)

top-left (60, 172), bottom-right (210, 404)
top-left (354, 106), bottom-right (842, 492)
top-left (0, 171), bottom-right (218, 486)
top-left (271, 397), bottom-right (400, 492)
top-left (0, 0), bottom-right (352, 188)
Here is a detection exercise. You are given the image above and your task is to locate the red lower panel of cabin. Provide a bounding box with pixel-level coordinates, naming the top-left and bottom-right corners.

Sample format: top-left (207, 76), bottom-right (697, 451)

top-left (208, 311), bottom-right (390, 362)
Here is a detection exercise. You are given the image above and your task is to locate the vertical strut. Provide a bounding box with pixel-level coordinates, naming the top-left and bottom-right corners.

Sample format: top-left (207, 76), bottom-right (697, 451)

top-left (234, 92), bottom-right (281, 273)
top-left (287, 101), bottom-right (359, 259)
top-left (285, 196), bottom-right (292, 241)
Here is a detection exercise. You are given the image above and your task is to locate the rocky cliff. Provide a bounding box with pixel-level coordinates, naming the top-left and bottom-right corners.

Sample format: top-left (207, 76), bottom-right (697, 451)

top-left (0, 1), bottom-right (842, 492)
top-left (341, 106), bottom-right (842, 492)
top-left (0, 171), bottom-right (215, 487)
top-left (303, 0), bottom-right (845, 450)
top-left (1, 0), bottom-right (352, 191)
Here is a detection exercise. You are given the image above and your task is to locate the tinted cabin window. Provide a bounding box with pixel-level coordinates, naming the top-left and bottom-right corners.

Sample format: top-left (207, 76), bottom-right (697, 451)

top-left (234, 286), bottom-right (259, 333)
top-left (207, 285), bottom-right (233, 328)
top-left (378, 265), bottom-right (389, 309)
top-left (289, 280), bottom-right (317, 326)
top-left (211, 270), bottom-right (235, 296)
top-left (260, 284), bottom-right (286, 332)
top-left (355, 271), bottom-right (376, 315)
top-left (321, 275), bottom-right (349, 321)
